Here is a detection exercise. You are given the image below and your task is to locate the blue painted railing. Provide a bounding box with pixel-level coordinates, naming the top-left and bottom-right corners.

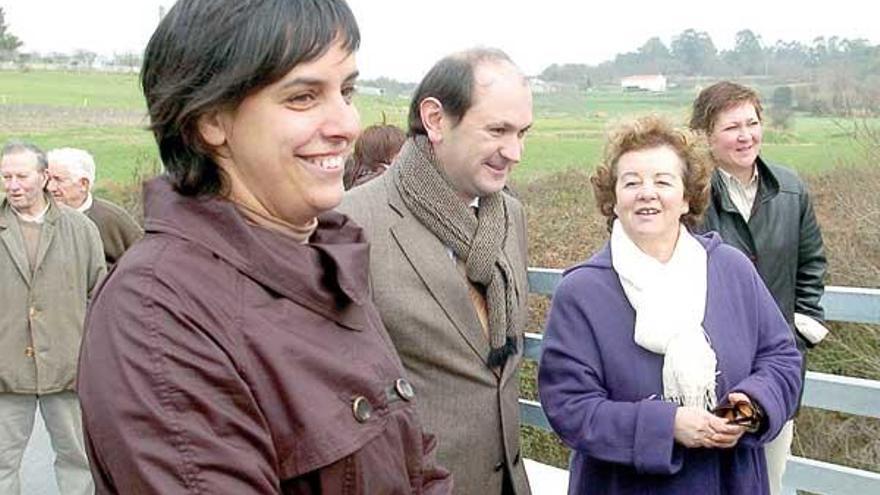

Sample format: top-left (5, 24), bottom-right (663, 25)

top-left (521, 267), bottom-right (880, 495)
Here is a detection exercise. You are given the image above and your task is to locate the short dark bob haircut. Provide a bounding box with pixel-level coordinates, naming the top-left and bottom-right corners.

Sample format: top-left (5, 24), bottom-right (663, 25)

top-left (591, 115), bottom-right (712, 231)
top-left (407, 47), bottom-right (514, 137)
top-left (142, 0), bottom-right (360, 197)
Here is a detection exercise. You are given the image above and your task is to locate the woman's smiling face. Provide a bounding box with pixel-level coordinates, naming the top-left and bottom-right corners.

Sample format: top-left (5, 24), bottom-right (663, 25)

top-left (708, 102), bottom-right (763, 178)
top-left (614, 145), bottom-right (689, 254)
top-left (203, 40), bottom-right (361, 225)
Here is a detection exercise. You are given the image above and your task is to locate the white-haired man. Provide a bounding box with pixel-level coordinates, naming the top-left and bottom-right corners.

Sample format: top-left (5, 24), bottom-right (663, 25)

top-left (47, 147), bottom-right (142, 268)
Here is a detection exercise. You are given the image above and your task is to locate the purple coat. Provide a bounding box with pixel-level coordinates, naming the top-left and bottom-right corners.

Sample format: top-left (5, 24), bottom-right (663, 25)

top-left (538, 232), bottom-right (802, 495)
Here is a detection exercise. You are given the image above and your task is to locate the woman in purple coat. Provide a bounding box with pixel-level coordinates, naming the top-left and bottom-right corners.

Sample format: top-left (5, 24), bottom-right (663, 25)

top-left (538, 116), bottom-right (802, 495)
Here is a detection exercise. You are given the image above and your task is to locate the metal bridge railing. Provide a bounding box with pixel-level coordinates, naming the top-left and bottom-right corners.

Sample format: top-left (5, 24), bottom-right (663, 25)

top-left (521, 268), bottom-right (880, 495)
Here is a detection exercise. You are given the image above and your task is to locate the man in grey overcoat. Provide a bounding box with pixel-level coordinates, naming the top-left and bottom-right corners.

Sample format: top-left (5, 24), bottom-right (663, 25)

top-left (339, 48), bottom-right (533, 495)
top-left (0, 142), bottom-right (106, 494)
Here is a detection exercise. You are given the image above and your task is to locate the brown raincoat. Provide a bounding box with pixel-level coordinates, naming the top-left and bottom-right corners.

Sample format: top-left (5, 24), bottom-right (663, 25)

top-left (78, 178), bottom-right (452, 494)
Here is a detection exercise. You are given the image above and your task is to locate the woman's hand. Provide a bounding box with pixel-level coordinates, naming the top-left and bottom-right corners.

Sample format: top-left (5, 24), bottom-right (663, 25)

top-left (674, 405), bottom-right (747, 449)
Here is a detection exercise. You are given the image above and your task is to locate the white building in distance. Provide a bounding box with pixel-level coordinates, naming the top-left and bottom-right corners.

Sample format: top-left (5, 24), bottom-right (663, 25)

top-left (620, 74), bottom-right (667, 92)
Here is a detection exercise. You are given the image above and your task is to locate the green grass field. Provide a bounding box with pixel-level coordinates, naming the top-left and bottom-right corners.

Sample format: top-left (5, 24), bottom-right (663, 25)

top-left (0, 70), bottom-right (866, 188)
top-left (0, 70), bottom-right (144, 109)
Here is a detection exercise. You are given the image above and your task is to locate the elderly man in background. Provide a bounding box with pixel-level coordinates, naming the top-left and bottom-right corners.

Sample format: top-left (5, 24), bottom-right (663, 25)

top-left (0, 142), bottom-right (106, 494)
top-left (47, 147), bottom-right (142, 268)
top-left (339, 48), bottom-right (534, 494)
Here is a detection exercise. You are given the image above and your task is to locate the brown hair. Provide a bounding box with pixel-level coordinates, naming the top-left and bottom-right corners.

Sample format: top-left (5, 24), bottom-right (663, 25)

top-left (689, 81), bottom-right (763, 134)
top-left (591, 115), bottom-right (712, 230)
top-left (344, 123), bottom-right (406, 189)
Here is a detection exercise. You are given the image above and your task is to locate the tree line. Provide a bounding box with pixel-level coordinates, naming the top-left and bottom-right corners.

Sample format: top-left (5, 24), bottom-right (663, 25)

top-left (539, 29), bottom-right (880, 116)
top-left (541, 29), bottom-right (878, 83)
top-left (0, 8), bottom-right (141, 70)
top-left (3, 10), bottom-right (878, 116)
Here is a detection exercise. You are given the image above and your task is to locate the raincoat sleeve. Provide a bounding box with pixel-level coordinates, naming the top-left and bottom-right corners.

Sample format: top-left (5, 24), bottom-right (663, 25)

top-left (79, 265), bottom-right (283, 494)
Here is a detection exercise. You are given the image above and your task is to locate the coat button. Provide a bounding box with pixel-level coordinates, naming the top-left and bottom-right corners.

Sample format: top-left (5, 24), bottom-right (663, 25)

top-left (394, 378), bottom-right (415, 401)
top-left (352, 396), bottom-right (372, 423)
top-left (29, 307), bottom-right (36, 319)
top-left (24, 346), bottom-right (35, 358)
top-left (493, 460), bottom-right (504, 472)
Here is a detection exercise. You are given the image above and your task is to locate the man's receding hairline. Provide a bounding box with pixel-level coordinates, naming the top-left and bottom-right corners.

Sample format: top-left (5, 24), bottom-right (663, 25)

top-left (473, 59), bottom-right (527, 86)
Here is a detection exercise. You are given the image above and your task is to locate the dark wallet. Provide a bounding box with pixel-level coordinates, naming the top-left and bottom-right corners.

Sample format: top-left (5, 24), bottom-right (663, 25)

top-left (712, 399), bottom-right (764, 433)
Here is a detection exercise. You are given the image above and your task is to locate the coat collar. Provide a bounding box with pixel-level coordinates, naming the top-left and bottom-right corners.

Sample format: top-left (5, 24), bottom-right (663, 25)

top-left (0, 194), bottom-right (61, 229)
top-left (380, 173), bottom-right (512, 378)
top-left (142, 178), bottom-right (372, 331)
top-left (0, 196), bottom-right (64, 285)
top-left (755, 157), bottom-right (781, 201)
top-left (711, 156), bottom-right (780, 214)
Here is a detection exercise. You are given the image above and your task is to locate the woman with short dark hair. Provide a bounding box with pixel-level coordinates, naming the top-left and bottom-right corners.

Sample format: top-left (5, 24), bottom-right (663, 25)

top-left (538, 115), bottom-right (802, 494)
top-left (77, 1), bottom-right (452, 492)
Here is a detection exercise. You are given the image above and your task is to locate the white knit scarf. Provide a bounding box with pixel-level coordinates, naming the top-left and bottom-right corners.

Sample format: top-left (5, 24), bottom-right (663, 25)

top-left (610, 219), bottom-right (717, 410)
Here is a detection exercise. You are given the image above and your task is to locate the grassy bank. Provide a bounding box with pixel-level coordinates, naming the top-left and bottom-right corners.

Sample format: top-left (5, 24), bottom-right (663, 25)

top-left (1, 70), bottom-right (866, 183)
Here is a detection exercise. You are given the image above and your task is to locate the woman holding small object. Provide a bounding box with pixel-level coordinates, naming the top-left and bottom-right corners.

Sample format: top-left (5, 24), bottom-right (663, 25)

top-left (690, 81), bottom-right (828, 495)
top-left (538, 115), bottom-right (802, 494)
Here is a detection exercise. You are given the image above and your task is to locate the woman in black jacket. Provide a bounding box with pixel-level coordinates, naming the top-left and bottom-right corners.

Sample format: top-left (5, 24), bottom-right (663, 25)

top-left (690, 81), bottom-right (828, 495)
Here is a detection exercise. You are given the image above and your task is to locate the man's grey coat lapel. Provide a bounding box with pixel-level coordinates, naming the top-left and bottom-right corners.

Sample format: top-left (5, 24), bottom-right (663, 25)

top-left (387, 182), bottom-right (495, 369)
top-left (33, 211), bottom-right (58, 275)
top-left (0, 207), bottom-right (32, 287)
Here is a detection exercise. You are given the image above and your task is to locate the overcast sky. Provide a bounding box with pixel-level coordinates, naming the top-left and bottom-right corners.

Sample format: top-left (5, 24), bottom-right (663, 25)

top-left (4, 0), bottom-right (877, 82)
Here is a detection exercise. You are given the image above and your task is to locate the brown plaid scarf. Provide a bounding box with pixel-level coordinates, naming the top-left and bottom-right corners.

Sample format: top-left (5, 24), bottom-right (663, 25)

top-left (394, 135), bottom-right (518, 368)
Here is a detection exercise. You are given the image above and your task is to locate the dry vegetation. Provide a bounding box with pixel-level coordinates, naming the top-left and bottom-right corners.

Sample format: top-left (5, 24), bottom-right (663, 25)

top-left (0, 104), bottom-right (144, 133)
